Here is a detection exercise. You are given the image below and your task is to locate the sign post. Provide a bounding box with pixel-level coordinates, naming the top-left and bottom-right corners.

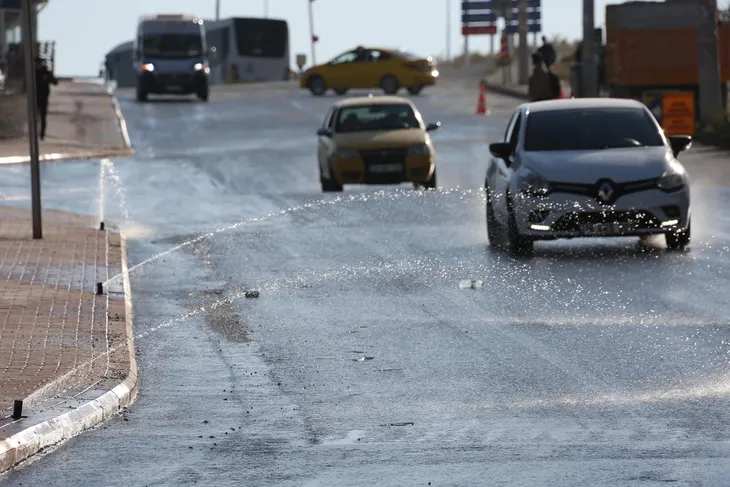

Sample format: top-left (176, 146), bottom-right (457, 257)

top-left (461, 0), bottom-right (498, 66)
top-left (21, 0), bottom-right (42, 239)
top-left (296, 53), bottom-right (306, 72)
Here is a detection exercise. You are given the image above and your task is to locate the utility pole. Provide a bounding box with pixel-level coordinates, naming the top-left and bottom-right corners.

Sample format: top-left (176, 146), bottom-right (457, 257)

top-left (215, 0), bottom-right (220, 21)
top-left (517, 0), bottom-right (529, 84)
top-left (22, 0), bottom-right (42, 239)
top-left (308, 0), bottom-right (316, 65)
top-left (446, 0), bottom-right (451, 61)
top-left (697, 0), bottom-right (724, 125)
top-left (581, 0), bottom-right (597, 97)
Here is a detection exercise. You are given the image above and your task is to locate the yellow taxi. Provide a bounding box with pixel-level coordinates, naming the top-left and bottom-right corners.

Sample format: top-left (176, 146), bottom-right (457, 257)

top-left (316, 96), bottom-right (440, 192)
top-left (300, 46), bottom-right (439, 96)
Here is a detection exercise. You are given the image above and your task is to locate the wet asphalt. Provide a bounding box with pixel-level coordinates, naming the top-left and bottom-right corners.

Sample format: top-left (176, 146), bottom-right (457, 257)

top-left (2, 81), bottom-right (730, 486)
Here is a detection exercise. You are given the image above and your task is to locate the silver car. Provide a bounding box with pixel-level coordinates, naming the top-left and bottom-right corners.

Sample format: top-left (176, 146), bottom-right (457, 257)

top-left (484, 98), bottom-right (692, 256)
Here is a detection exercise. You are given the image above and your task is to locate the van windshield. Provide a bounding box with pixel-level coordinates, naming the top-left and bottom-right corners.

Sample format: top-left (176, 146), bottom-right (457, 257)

top-left (143, 34), bottom-right (203, 59)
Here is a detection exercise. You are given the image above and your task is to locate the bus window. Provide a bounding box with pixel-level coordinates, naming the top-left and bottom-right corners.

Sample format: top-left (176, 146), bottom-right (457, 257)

top-left (207, 27), bottom-right (229, 65)
top-left (233, 19), bottom-right (288, 58)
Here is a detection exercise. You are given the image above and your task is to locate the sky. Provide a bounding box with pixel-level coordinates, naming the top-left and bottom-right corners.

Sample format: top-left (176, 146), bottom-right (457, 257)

top-left (39, 0), bottom-right (615, 76)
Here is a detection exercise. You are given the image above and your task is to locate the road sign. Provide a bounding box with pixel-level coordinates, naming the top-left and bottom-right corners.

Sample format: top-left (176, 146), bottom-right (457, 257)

top-left (662, 92), bottom-right (695, 136)
top-left (461, 1), bottom-right (491, 9)
top-left (0, 0), bottom-right (20, 8)
top-left (504, 21), bottom-right (541, 34)
top-left (296, 53), bottom-right (307, 70)
top-left (462, 0), bottom-right (497, 37)
top-left (462, 25), bottom-right (497, 36)
top-left (462, 12), bottom-right (497, 23)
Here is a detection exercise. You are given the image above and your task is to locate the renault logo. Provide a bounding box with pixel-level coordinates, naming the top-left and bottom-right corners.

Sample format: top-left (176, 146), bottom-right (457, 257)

top-left (597, 182), bottom-right (614, 203)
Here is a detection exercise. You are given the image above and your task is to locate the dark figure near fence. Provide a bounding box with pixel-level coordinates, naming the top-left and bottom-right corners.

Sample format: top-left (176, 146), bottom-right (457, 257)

top-left (35, 56), bottom-right (58, 140)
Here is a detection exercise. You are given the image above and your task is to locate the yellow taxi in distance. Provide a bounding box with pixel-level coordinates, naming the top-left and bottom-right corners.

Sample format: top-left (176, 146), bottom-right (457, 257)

top-left (316, 96), bottom-right (440, 192)
top-left (300, 46), bottom-right (438, 96)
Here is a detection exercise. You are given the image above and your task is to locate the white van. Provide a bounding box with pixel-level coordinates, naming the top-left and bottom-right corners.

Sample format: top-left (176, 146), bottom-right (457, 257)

top-left (133, 14), bottom-right (210, 102)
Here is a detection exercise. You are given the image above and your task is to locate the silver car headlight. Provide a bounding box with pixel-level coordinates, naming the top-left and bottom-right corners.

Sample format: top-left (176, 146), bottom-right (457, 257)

top-left (518, 168), bottom-right (550, 196)
top-left (335, 149), bottom-right (359, 159)
top-left (658, 163), bottom-right (686, 191)
top-left (408, 144), bottom-right (430, 156)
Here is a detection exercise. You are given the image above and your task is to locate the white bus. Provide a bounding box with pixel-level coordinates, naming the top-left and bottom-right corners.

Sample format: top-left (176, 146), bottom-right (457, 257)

top-left (133, 14), bottom-right (211, 102)
top-left (205, 17), bottom-right (290, 84)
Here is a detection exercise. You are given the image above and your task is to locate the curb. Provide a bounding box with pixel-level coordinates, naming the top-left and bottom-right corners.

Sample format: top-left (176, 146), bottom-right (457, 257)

top-left (106, 85), bottom-right (134, 152)
top-left (0, 230), bottom-right (138, 474)
top-left (0, 84), bottom-right (135, 166)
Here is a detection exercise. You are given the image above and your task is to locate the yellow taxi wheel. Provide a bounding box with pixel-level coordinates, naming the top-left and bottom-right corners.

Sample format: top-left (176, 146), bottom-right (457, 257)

top-left (308, 76), bottom-right (327, 96)
top-left (333, 87), bottom-right (348, 96)
top-left (407, 85), bottom-right (424, 95)
top-left (380, 75), bottom-right (400, 95)
top-left (413, 169), bottom-right (437, 190)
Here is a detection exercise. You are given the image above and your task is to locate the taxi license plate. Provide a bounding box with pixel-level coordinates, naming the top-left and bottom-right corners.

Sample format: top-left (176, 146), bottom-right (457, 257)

top-left (369, 164), bottom-right (402, 173)
top-left (582, 223), bottom-right (633, 235)
top-left (166, 85), bottom-right (182, 91)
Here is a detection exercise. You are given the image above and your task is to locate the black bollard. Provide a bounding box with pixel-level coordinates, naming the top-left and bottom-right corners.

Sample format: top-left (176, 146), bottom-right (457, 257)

top-left (99, 221), bottom-right (105, 231)
top-left (12, 399), bottom-right (22, 419)
top-left (96, 282), bottom-right (104, 295)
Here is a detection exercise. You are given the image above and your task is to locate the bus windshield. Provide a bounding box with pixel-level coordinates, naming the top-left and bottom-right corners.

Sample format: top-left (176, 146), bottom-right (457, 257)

top-left (233, 19), bottom-right (287, 58)
top-left (143, 34), bottom-right (203, 59)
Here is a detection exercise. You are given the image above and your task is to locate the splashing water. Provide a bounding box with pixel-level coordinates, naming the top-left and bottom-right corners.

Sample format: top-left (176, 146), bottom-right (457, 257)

top-left (101, 158), bottom-right (132, 225)
top-left (101, 186), bottom-right (484, 287)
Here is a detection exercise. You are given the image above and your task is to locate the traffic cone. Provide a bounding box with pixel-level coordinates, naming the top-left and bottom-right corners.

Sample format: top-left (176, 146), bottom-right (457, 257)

top-left (476, 85), bottom-right (489, 115)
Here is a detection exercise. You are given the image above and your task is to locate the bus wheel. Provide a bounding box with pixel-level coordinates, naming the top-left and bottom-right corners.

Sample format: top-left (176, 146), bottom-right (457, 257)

top-left (308, 76), bottom-right (327, 96)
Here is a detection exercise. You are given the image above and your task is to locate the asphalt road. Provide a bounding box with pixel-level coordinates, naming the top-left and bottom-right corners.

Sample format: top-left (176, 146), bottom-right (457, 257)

top-left (2, 81), bottom-right (730, 486)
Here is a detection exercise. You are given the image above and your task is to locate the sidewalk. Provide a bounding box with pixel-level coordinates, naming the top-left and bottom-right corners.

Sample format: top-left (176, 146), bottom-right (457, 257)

top-left (0, 81), bottom-right (134, 165)
top-left (0, 206), bottom-right (136, 473)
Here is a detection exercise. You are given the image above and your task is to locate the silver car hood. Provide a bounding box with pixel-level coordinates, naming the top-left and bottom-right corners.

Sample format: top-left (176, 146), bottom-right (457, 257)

top-left (522, 147), bottom-right (672, 183)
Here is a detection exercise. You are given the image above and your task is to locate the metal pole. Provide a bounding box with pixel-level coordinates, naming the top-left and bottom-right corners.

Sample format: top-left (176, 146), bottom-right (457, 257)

top-left (215, 0), bottom-right (220, 20)
top-left (446, 0), bottom-right (451, 60)
top-left (698, 0), bottom-right (724, 125)
top-left (581, 0), bottom-right (597, 97)
top-left (22, 0), bottom-right (41, 239)
top-left (0, 10), bottom-right (6, 62)
top-left (307, 0), bottom-right (316, 65)
top-left (517, 0), bottom-right (529, 84)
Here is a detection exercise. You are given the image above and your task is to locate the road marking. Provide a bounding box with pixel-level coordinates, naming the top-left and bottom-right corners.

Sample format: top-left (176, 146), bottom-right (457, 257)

top-left (290, 100), bottom-right (303, 111)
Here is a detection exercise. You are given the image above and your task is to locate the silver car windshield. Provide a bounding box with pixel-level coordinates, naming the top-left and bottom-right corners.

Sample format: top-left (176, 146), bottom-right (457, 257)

top-left (524, 107), bottom-right (665, 151)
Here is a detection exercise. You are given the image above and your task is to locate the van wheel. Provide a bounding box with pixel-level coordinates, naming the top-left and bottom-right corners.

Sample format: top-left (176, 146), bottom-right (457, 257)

top-left (197, 86), bottom-right (209, 102)
top-left (308, 76), bottom-right (327, 96)
top-left (380, 75), bottom-right (400, 95)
